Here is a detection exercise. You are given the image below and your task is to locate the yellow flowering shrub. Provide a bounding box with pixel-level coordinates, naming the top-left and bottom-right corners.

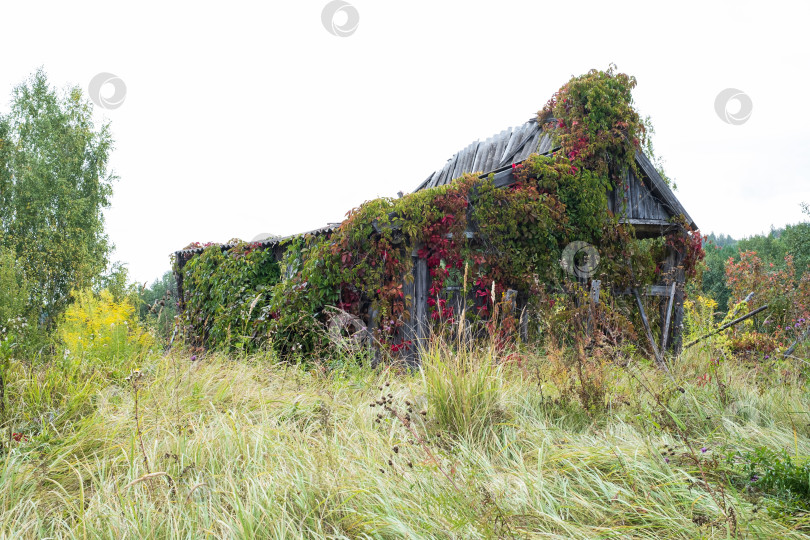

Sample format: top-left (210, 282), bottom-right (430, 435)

top-left (684, 295), bottom-right (732, 355)
top-left (57, 289), bottom-right (154, 373)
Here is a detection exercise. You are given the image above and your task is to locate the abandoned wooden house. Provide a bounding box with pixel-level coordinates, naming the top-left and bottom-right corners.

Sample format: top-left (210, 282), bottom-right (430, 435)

top-left (174, 114), bottom-right (697, 362)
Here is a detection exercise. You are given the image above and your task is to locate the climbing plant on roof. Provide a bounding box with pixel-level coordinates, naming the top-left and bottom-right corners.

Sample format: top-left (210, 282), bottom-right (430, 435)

top-left (176, 66), bottom-right (701, 358)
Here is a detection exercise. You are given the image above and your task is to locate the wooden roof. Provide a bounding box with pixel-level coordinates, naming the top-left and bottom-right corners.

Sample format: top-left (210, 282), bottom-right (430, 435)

top-left (176, 116), bottom-right (697, 259)
top-left (174, 224), bottom-right (338, 257)
top-left (414, 118), bottom-right (552, 191)
top-left (413, 117), bottom-right (696, 232)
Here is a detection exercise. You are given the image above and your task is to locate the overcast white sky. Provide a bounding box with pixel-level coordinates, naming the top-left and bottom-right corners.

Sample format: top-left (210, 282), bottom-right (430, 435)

top-left (2, 0), bottom-right (808, 285)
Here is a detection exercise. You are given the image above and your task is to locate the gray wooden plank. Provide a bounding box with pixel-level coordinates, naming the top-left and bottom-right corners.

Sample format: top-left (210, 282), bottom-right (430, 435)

top-left (426, 169), bottom-right (440, 189)
top-left (414, 173), bottom-right (435, 192)
top-left (635, 151), bottom-right (696, 228)
top-left (473, 137), bottom-right (492, 174)
top-left (450, 146), bottom-right (469, 182)
top-left (661, 282), bottom-right (676, 352)
top-left (537, 131), bottom-right (553, 154)
top-left (628, 169), bottom-right (639, 219)
top-left (517, 127), bottom-right (542, 161)
top-left (633, 288), bottom-right (666, 368)
top-left (621, 170), bottom-right (631, 219)
top-left (507, 123), bottom-right (532, 163)
top-left (458, 142), bottom-right (477, 178)
top-left (424, 171), bottom-right (439, 189)
top-left (461, 140), bottom-right (479, 175)
top-left (437, 157), bottom-right (456, 187)
top-left (497, 127), bottom-right (519, 168)
top-left (482, 137), bottom-right (499, 173)
top-left (400, 256), bottom-right (417, 364)
top-left (491, 129), bottom-right (509, 169)
top-left (429, 164), bottom-right (444, 188)
top-left (500, 123), bottom-right (528, 167)
top-left (412, 257), bottom-right (429, 365)
top-left (469, 140), bottom-right (484, 173)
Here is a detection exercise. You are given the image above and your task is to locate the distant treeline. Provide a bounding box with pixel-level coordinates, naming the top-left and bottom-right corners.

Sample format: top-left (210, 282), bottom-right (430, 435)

top-left (701, 207), bottom-right (810, 311)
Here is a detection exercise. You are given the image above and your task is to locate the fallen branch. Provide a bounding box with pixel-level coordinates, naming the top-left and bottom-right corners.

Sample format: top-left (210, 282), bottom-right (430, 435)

top-left (684, 304), bottom-right (769, 349)
top-left (783, 326), bottom-right (810, 358)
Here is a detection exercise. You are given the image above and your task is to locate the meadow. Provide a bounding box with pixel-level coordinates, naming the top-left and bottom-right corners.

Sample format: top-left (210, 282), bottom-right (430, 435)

top-left (1, 334), bottom-right (808, 539)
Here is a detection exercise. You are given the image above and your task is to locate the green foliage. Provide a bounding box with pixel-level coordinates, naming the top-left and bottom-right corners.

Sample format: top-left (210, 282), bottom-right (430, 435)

top-left (178, 67), bottom-right (678, 356)
top-left (700, 203), bottom-right (810, 319)
top-left (95, 261), bottom-right (138, 305)
top-left (725, 250), bottom-right (809, 336)
top-left (0, 248), bottom-right (40, 356)
top-left (180, 160), bottom-right (652, 356)
top-left (539, 64), bottom-right (646, 180)
top-left (0, 69), bottom-right (115, 327)
top-left (738, 447), bottom-right (810, 518)
top-left (701, 234), bottom-right (738, 312)
top-left (137, 270), bottom-right (178, 342)
top-left (0, 248), bottom-right (32, 337)
top-left (181, 242), bottom-right (281, 352)
top-left (737, 228), bottom-right (788, 268)
top-left (782, 203), bottom-right (810, 274)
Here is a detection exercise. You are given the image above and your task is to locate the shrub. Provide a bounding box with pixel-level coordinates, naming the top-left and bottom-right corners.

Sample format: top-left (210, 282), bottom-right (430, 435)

top-left (725, 251), bottom-right (809, 353)
top-left (57, 288), bottom-right (154, 375)
top-left (738, 447), bottom-right (810, 518)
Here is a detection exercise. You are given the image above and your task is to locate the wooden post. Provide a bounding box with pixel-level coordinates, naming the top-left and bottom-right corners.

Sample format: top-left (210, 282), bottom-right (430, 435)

top-left (519, 306), bottom-right (529, 343)
top-left (659, 235), bottom-right (687, 353)
top-left (661, 282), bottom-right (676, 353)
top-left (633, 288), bottom-right (667, 369)
top-left (587, 280), bottom-right (600, 337)
top-left (413, 257), bottom-right (429, 364)
top-left (590, 280), bottom-right (601, 304)
top-left (401, 247), bottom-right (429, 367)
top-left (671, 256), bottom-right (686, 353)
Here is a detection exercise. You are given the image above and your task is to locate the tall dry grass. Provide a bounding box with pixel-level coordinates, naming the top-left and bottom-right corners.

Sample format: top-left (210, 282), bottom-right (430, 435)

top-left (0, 339), bottom-right (807, 538)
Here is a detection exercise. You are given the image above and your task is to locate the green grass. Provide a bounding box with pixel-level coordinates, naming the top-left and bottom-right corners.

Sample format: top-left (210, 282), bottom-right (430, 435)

top-left (0, 342), bottom-right (808, 538)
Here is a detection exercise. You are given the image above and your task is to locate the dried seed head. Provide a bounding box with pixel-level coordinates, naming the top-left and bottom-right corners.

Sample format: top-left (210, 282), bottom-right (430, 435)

top-left (388, 459), bottom-right (393, 467)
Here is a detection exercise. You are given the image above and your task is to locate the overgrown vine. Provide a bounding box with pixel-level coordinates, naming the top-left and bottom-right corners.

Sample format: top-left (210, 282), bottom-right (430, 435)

top-left (175, 66), bottom-right (704, 358)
